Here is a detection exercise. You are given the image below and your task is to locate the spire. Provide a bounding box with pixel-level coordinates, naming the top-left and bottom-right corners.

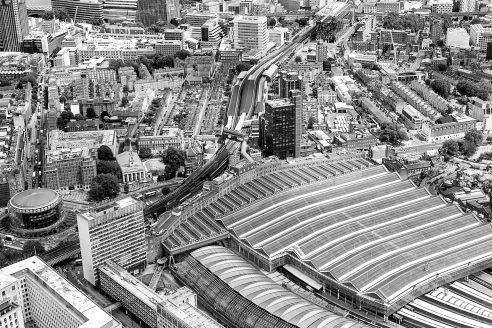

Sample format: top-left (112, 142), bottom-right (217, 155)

top-left (129, 145), bottom-right (134, 167)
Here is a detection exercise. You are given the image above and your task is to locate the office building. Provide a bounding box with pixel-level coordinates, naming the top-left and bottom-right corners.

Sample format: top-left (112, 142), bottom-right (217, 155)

top-left (233, 15), bottom-right (268, 56)
top-left (0, 256), bottom-right (121, 328)
top-left (51, 0), bottom-right (103, 23)
top-left (99, 261), bottom-right (223, 328)
top-left (185, 12), bottom-right (217, 27)
top-left (0, 0), bottom-right (28, 52)
top-left (138, 128), bottom-right (184, 155)
top-left (154, 40), bottom-right (182, 56)
top-left (103, 0), bottom-right (137, 22)
top-left (137, 0), bottom-right (180, 25)
top-left (268, 27), bottom-right (288, 46)
top-left (460, 0), bottom-right (476, 12)
top-left (261, 91), bottom-right (302, 159)
top-left (447, 28), bottom-right (470, 49)
top-left (201, 18), bottom-right (224, 47)
top-left (279, 71), bottom-right (303, 98)
top-left (430, 0), bottom-right (453, 13)
top-left (376, 1), bottom-right (400, 13)
top-left (48, 129), bottom-right (118, 155)
top-left (0, 272), bottom-right (24, 328)
top-left (44, 148), bottom-right (97, 191)
top-left (470, 24), bottom-right (492, 50)
top-left (77, 197), bottom-right (147, 285)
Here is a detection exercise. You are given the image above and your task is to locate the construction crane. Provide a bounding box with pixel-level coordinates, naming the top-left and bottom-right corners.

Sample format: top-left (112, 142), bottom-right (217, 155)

top-left (73, 6), bottom-right (78, 24)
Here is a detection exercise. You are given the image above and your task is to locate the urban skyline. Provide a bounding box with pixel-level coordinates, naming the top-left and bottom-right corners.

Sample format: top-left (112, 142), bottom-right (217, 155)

top-left (1, 0), bottom-right (492, 327)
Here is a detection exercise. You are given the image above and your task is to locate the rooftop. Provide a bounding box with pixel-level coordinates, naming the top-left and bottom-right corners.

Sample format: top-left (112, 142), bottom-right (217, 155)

top-left (0, 257), bottom-right (120, 328)
top-left (9, 188), bottom-right (59, 209)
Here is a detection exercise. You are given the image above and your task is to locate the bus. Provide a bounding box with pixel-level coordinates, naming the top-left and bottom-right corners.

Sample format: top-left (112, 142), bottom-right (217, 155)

top-left (144, 190), bottom-right (157, 198)
top-left (135, 194), bottom-right (144, 200)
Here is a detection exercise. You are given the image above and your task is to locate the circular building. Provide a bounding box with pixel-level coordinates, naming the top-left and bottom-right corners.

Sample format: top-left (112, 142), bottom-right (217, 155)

top-left (8, 188), bottom-right (63, 233)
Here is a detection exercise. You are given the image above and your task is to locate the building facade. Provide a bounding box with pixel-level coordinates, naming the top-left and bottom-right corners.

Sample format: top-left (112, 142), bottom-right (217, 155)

top-left (0, 257), bottom-right (121, 328)
top-left (77, 197), bottom-right (147, 285)
top-left (44, 149), bottom-right (97, 191)
top-left (261, 91), bottom-right (302, 159)
top-left (51, 0), bottom-right (103, 23)
top-left (233, 15), bottom-right (268, 56)
top-left (0, 0), bottom-right (28, 52)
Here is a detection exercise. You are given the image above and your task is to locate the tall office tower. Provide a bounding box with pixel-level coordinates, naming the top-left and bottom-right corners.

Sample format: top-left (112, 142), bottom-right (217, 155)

top-left (261, 90), bottom-right (302, 159)
top-left (487, 42), bottom-right (492, 61)
top-left (430, 19), bottom-right (443, 44)
top-left (460, 0), bottom-right (476, 12)
top-left (77, 197), bottom-right (147, 285)
top-left (51, 0), bottom-right (103, 23)
top-left (0, 257), bottom-right (121, 328)
top-left (232, 15), bottom-right (268, 56)
top-left (279, 71), bottom-right (303, 98)
top-left (103, 0), bottom-right (138, 21)
top-left (137, 0), bottom-right (181, 26)
top-left (0, 0), bottom-right (28, 52)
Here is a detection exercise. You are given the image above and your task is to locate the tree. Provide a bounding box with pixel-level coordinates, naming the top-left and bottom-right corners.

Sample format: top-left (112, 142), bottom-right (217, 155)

top-left (97, 145), bottom-right (115, 161)
top-left (440, 139), bottom-right (460, 156)
top-left (97, 160), bottom-right (121, 176)
top-left (307, 116), bottom-right (316, 129)
top-left (464, 128), bottom-right (483, 145)
top-left (88, 174), bottom-right (120, 202)
top-left (382, 12), bottom-right (423, 33)
top-left (57, 110), bottom-right (75, 130)
top-left (138, 147), bottom-right (152, 159)
top-left (378, 122), bottom-right (408, 145)
top-left (0, 78), bottom-right (10, 87)
top-left (162, 186), bottom-right (171, 195)
top-left (456, 80), bottom-right (489, 100)
top-left (122, 85), bottom-right (129, 94)
top-left (437, 63), bottom-right (447, 71)
top-left (161, 147), bottom-right (185, 177)
top-left (121, 97), bottom-right (129, 107)
top-left (430, 79), bottom-right (450, 99)
top-left (100, 111), bottom-right (110, 120)
top-left (53, 8), bottom-right (70, 21)
top-left (236, 62), bottom-right (252, 73)
top-left (459, 140), bottom-right (477, 157)
top-left (74, 113), bottom-right (86, 121)
top-left (124, 183), bottom-right (130, 193)
top-left (86, 107), bottom-right (96, 119)
top-left (170, 18), bottom-right (180, 26)
top-left (23, 240), bottom-right (45, 257)
top-left (41, 10), bottom-right (54, 20)
top-left (268, 17), bottom-right (277, 26)
top-left (295, 56), bottom-right (302, 63)
top-left (436, 40), bottom-right (445, 47)
top-left (174, 50), bottom-right (191, 61)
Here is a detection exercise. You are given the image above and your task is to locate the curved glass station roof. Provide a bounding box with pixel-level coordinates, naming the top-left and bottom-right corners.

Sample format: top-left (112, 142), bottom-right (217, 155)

top-left (191, 246), bottom-right (368, 328)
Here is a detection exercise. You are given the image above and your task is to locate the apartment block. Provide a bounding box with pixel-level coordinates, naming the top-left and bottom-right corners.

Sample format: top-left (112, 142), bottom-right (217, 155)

top-left (77, 197), bottom-right (147, 285)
